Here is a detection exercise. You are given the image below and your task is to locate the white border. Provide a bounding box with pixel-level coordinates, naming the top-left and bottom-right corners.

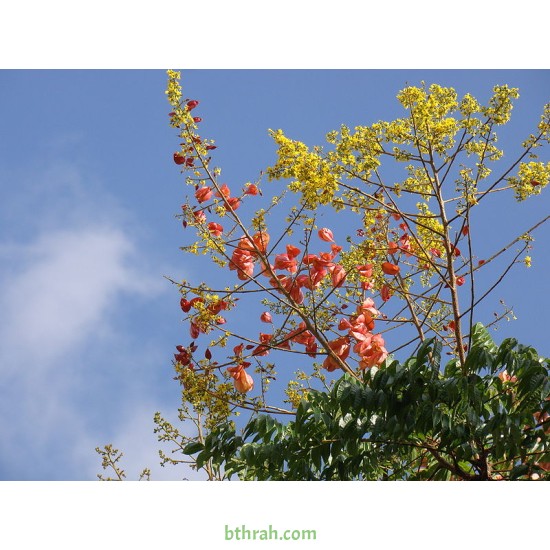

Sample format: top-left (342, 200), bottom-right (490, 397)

top-left (1, 0), bottom-right (548, 68)
top-left (1, 482), bottom-right (545, 548)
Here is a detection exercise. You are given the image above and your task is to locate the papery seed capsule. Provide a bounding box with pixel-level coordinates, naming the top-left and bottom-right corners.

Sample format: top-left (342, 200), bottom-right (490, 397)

top-left (381, 262), bottom-right (400, 276)
top-left (173, 152), bottom-right (186, 165)
top-left (318, 228), bottom-right (334, 242)
top-left (260, 312), bottom-right (273, 323)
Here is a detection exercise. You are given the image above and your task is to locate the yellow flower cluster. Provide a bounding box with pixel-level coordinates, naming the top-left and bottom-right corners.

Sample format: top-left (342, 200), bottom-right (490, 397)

top-left (463, 136), bottom-right (503, 164)
top-left (403, 165), bottom-right (434, 197)
top-left (459, 93), bottom-right (482, 117)
top-left (327, 124), bottom-right (383, 178)
top-left (481, 85), bottom-right (520, 125)
top-left (508, 161), bottom-right (550, 201)
top-left (415, 202), bottom-right (445, 268)
top-left (267, 83), bottom-right (528, 219)
top-left (395, 83), bottom-right (460, 156)
top-left (165, 70), bottom-right (217, 171)
top-left (165, 70), bottom-right (195, 129)
top-left (176, 366), bottom-right (234, 430)
top-left (284, 378), bottom-right (310, 409)
top-left (165, 70), bottom-right (182, 104)
top-left (267, 129), bottom-right (341, 208)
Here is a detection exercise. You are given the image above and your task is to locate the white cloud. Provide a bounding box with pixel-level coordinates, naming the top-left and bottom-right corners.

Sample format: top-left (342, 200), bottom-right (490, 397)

top-left (0, 158), bottom-right (186, 480)
top-left (0, 223), bottom-right (168, 477)
top-left (0, 227), bottom-right (155, 372)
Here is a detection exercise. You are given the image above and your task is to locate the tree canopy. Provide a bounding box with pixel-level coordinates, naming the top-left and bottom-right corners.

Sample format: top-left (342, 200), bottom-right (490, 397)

top-left (98, 71), bottom-right (550, 481)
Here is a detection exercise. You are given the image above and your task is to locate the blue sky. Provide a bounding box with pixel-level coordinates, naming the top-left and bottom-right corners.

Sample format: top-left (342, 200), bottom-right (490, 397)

top-left (0, 70), bottom-right (548, 480)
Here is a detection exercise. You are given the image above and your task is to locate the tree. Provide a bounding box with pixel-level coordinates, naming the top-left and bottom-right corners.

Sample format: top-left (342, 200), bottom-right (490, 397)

top-left (98, 71), bottom-right (550, 480)
top-left (191, 326), bottom-right (550, 480)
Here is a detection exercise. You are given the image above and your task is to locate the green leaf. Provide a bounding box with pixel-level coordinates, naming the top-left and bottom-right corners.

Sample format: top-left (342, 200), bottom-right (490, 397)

top-left (195, 450), bottom-right (210, 470)
top-left (495, 338), bottom-right (518, 370)
top-left (470, 323), bottom-right (497, 352)
top-left (429, 340), bottom-right (442, 370)
top-left (416, 337), bottom-right (436, 366)
top-left (444, 358), bottom-right (461, 377)
top-left (240, 444), bottom-right (256, 464)
top-left (182, 441), bottom-right (204, 455)
top-left (509, 463), bottom-right (529, 480)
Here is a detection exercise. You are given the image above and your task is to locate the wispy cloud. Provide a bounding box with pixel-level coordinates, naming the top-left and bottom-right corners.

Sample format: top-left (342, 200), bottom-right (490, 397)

top-left (0, 227), bottom-right (151, 372)
top-left (0, 225), bottom-right (160, 477)
top-left (0, 157), bottom-right (186, 480)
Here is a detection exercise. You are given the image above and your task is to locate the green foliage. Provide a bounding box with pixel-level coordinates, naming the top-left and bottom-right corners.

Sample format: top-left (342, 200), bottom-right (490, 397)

top-left (98, 77), bottom-right (550, 481)
top-left (185, 327), bottom-right (549, 480)
top-left (144, 74), bottom-right (550, 482)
